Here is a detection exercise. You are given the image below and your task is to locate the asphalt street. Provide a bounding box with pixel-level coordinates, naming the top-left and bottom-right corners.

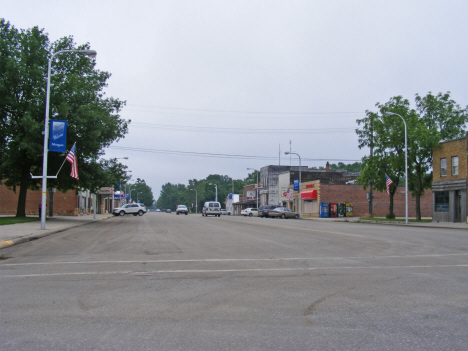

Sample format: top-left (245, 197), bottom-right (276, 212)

top-left (1, 213), bottom-right (467, 350)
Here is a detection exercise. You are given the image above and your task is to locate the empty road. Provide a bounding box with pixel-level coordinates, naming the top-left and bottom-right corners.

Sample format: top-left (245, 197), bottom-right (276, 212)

top-left (1, 213), bottom-right (467, 350)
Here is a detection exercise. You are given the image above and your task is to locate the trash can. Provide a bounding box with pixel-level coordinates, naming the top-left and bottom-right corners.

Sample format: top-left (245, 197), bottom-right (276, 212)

top-left (329, 203), bottom-right (337, 217)
top-left (337, 203), bottom-right (346, 217)
top-left (319, 203), bottom-right (329, 218)
top-left (345, 202), bottom-right (353, 217)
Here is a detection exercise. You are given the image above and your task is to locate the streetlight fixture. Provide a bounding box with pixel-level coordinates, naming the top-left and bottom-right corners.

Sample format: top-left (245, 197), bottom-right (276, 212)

top-left (36, 49), bottom-right (97, 230)
top-left (190, 188), bottom-right (198, 213)
top-left (209, 183), bottom-right (218, 202)
top-left (247, 168), bottom-right (259, 209)
top-left (285, 151), bottom-right (301, 218)
top-left (385, 111), bottom-right (408, 224)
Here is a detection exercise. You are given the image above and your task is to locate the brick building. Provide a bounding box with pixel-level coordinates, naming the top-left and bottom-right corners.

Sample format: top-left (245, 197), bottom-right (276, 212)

top-left (0, 184), bottom-right (117, 216)
top-left (282, 180), bottom-right (432, 218)
top-left (432, 134), bottom-right (467, 223)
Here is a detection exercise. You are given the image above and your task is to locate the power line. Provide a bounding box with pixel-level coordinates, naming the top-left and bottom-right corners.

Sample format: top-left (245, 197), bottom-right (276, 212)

top-left (129, 122), bottom-right (355, 135)
top-left (126, 103), bottom-right (363, 115)
top-left (109, 145), bottom-right (361, 162)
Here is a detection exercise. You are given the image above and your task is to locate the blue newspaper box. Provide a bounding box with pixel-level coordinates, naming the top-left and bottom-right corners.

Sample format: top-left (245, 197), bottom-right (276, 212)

top-left (319, 203), bottom-right (329, 218)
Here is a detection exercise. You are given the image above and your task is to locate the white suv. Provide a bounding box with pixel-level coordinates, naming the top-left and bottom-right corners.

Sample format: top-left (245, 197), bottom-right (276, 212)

top-left (113, 203), bottom-right (147, 217)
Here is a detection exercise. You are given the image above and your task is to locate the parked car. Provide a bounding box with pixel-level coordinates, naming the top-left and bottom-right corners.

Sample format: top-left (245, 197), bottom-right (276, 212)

top-left (241, 208), bottom-right (258, 217)
top-left (166, 209), bottom-right (172, 213)
top-left (113, 203), bottom-right (147, 217)
top-left (221, 209), bottom-right (229, 215)
top-left (258, 205), bottom-right (277, 218)
top-left (202, 201), bottom-right (222, 217)
top-left (156, 209), bottom-right (161, 212)
top-left (268, 207), bottom-right (299, 219)
top-left (176, 205), bottom-right (188, 215)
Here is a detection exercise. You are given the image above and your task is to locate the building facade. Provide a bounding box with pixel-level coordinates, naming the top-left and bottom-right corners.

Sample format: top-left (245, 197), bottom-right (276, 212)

top-left (432, 135), bottom-right (467, 223)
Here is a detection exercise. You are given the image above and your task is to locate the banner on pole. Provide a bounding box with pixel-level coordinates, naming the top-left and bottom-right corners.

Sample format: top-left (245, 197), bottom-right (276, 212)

top-left (49, 120), bottom-right (67, 152)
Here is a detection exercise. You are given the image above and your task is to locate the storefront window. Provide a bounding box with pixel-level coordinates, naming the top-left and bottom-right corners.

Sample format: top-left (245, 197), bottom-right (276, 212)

top-left (440, 158), bottom-right (447, 177)
top-left (452, 156), bottom-right (459, 176)
top-left (435, 191), bottom-right (449, 212)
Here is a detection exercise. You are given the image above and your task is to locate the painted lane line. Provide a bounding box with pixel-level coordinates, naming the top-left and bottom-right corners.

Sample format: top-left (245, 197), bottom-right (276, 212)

top-left (2, 264), bottom-right (468, 278)
top-left (2, 252), bottom-right (468, 267)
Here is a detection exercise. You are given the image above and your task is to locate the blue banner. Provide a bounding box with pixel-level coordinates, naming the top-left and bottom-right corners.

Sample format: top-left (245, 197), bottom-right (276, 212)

top-left (293, 180), bottom-right (299, 191)
top-left (49, 120), bottom-right (67, 152)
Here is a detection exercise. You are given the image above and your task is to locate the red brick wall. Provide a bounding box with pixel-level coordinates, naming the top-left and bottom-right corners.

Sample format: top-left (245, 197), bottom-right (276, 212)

top-left (0, 184), bottom-right (78, 216)
top-left (320, 184), bottom-right (432, 217)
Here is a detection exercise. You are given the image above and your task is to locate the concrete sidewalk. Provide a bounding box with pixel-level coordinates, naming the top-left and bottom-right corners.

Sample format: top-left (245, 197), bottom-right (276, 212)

top-left (0, 214), bottom-right (112, 249)
top-left (308, 216), bottom-right (468, 230)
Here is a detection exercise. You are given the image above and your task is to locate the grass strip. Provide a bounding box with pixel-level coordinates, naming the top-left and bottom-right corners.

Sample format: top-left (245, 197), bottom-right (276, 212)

top-left (0, 217), bottom-right (40, 226)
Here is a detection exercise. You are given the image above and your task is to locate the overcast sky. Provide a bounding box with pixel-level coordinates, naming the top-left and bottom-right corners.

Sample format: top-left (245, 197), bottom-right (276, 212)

top-left (4, 1), bottom-right (468, 200)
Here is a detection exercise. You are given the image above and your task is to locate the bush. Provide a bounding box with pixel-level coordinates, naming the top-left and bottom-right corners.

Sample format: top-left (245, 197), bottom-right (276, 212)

top-left (386, 213), bottom-right (396, 220)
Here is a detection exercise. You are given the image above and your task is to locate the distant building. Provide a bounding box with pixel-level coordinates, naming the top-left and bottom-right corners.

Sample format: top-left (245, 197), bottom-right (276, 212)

top-left (259, 163), bottom-right (359, 207)
top-left (432, 134), bottom-right (467, 223)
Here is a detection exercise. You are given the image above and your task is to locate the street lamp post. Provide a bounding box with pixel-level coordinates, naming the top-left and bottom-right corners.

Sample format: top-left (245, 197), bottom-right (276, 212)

top-left (385, 112), bottom-right (408, 224)
top-left (113, 157), bottom-right (128, 211)
top-left (285, 151), bottom-right (301, 218)
top-left (209, 183), bottom-right (218, 202)
top-left (37, 49), bottom-right (97, 230)
top-left (190, 188), bottom-right (198, 213)
top-left (247, 168), bottom-right (259, 209)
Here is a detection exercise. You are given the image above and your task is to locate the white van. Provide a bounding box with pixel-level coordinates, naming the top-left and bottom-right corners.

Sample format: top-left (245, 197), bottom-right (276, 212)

top-left (202, 201), bottom-right (222, 217)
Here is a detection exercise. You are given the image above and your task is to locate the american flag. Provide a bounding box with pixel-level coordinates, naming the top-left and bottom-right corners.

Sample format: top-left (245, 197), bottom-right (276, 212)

top-left (66, 143), bottom-right (79, 179)
top-left (386, 174), bottom-right (393, 195)
top-left (286, 188), bottom-right (292, 200)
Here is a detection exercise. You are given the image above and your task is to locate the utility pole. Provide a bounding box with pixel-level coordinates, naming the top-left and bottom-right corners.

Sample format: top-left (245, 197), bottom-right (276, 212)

top-left (369, 117), bottom-right (373, 216)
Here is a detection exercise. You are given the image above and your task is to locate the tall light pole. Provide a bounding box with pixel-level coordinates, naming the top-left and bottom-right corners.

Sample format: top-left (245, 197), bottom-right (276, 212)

top-left (190, 188), bottom-right (198, 213)
top-left (285, 151), bottom-right (301, 218)
top-left (37, 49), bottom-right (96, 229)
top-left (385, 112), bottom-right (408, 224)
top-left (113, 157), bottom-right (128, 211)
top-left (209, 183), bottom-right (218, 202)
top-left (247, 168), bottom-right (259, 209)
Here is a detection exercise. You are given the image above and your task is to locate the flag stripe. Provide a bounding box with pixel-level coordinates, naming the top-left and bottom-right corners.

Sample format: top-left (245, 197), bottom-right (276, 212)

top-left (66, 143), bottom-right (79, 180)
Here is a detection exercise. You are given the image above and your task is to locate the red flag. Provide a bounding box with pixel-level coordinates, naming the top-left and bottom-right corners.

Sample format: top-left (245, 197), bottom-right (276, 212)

top-left (66, 143), bottom-right (79, 179)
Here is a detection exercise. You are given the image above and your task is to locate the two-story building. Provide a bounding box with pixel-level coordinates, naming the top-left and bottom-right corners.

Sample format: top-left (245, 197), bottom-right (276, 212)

top-left (432, 134), bottom-right (467, 223)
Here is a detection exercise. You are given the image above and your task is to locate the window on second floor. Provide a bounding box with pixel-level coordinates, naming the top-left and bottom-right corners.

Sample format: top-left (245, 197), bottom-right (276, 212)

top-left (441, 158), bottom-right (447, 177)
top-left (452, 156), bottom-right (459, 176)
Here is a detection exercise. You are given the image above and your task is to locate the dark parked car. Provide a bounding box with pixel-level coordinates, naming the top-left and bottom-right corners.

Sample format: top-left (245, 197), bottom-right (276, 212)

top-left (258, 205), bottom-right (277, 218)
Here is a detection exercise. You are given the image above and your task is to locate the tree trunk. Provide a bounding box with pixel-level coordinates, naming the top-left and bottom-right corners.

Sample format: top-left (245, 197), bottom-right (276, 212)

top-left (16, 163), bottom-right (31, 217)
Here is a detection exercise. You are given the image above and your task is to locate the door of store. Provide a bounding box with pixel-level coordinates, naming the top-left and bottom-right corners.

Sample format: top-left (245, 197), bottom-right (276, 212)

top-left (455, 191), bottom-right (461, 222)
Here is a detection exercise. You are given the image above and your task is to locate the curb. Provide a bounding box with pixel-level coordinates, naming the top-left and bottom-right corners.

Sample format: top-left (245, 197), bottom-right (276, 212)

top-left (0, 216), bottom-right (111, 250)
top-left (345, 219), bottom-right (468, 230)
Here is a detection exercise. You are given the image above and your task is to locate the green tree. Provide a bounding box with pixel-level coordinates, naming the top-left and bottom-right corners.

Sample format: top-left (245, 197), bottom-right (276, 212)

top-left (329, 162), bottom-right (361, 172)
top-left (131, 178), bottom-right (154, 207)
top-left (0, 20), bottom-right (128, 216)
top-left (357, 93), bottom-right (468, 220)
top-left (356, 96), bottom-right (412, 218)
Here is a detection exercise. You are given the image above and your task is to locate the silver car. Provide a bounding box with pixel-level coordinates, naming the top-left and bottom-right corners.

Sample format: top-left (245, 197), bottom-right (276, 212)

top-left (268, 207), bottom-right (299, 219)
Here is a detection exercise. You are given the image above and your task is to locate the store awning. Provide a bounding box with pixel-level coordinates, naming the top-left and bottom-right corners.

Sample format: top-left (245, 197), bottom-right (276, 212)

top-left (301, 190), bottom-right (317, 200)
